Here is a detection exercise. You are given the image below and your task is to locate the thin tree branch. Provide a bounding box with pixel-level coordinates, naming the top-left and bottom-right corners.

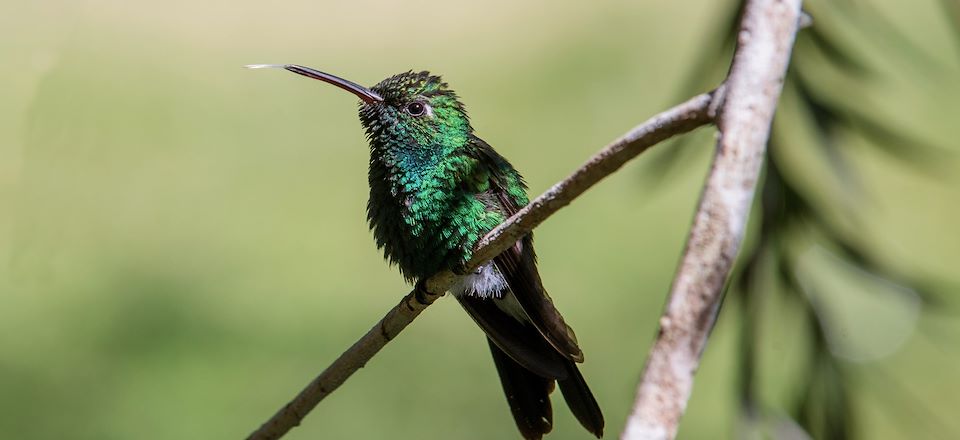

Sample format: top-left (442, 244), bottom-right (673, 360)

top-left (247, 90), bottom-right (719, 440)
top-left (621, 1), bottom-right (802, 439)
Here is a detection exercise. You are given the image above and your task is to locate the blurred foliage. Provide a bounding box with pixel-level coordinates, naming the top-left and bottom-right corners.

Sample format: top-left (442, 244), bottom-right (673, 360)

top-left (1, 0), bottom-right (958, 439)
top-left (643, 0), bottom-right (960, 438)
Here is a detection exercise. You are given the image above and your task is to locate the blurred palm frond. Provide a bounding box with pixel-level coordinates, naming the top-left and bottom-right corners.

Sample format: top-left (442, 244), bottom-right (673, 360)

top-left (645, 0), bottom-right (959, 438)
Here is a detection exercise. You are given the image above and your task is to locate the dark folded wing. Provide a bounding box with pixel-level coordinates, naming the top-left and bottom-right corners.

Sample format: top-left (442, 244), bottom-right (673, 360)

top-left (491, 201), bottom-right (584, 362)
top-left (467, 135), bottom-right (584, 362)
top-left (456, 294), bottom-right (568, 379)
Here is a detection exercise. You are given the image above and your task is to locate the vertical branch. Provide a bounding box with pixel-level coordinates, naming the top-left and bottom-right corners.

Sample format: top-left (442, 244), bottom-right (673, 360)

top-left (621, 1), bottom-right (802, 439)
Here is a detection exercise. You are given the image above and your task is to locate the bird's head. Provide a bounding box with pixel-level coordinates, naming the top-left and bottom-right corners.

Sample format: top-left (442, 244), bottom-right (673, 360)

top-left (249, 65), bottom-right (472, 154)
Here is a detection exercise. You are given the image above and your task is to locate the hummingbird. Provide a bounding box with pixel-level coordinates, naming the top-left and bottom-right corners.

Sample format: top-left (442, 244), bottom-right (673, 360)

top-left (249, 64), bottom-right (604, 439)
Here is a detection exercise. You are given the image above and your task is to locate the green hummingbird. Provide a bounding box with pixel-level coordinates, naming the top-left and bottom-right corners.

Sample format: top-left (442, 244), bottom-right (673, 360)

top-left (250, 64), bottom-right (604, 439)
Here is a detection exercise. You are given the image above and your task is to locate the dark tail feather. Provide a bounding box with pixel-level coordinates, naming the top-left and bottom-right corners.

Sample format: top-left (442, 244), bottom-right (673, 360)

top-left (488, 338), bottom-right (554, 440)
top-left (557, 363), bottom-right (605, 438)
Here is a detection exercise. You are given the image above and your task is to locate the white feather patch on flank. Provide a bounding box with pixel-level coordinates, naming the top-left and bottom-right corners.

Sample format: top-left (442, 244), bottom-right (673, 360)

top-left (453, 264), bottom-right (531, 322)
top-left (452, 263), bottom-right (508, 299)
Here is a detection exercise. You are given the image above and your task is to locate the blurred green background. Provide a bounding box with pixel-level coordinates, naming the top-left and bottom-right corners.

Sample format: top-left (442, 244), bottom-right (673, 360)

top-left (2, 0), bottom-right (958, 439)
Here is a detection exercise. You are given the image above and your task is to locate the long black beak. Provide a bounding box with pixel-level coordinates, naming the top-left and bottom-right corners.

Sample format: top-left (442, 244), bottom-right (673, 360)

top-left (246, 64), bottom-right (383, 104)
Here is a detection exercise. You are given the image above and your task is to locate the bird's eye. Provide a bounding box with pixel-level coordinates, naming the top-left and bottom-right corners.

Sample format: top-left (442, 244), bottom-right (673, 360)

top-left (406, 102), bottom-right (426, 116)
